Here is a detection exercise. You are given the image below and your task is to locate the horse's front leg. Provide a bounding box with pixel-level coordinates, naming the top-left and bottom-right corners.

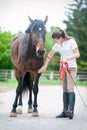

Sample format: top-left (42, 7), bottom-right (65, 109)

top-left (16, 94), bottom-right (23, 114)
top-left (9, 77), bottom-right (23, 117)
top-left (32, 73), bottom-right (41, 117)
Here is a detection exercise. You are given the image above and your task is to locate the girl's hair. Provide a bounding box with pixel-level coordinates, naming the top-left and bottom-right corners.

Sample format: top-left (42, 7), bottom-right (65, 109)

top-left (52, 30), bottom-right (74, 40)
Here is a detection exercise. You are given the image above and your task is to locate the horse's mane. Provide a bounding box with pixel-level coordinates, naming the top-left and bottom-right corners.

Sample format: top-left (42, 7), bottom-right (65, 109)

top-left (12, 35), bottom-right (21, 42)
top-left (25, 24), bottom-right (32, 33)
top-left (25, 19), bottom-right (37, 33)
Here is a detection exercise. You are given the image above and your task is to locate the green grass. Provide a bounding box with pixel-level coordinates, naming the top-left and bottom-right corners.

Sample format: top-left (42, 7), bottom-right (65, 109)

top-left (75, 80), bottom-right (87, 86)
top-left (39, 79), bottom-right (87, 86)
top-left (39, 79), bottom-right (61, 86)
top-left (0, 79), bottom-right (87, 89)
top-left (0, 79), bottom-right (17, 89)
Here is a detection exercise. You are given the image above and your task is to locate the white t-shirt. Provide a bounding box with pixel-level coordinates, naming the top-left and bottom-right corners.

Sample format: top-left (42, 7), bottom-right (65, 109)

top-left (52, 39), bottom-right (78, 68)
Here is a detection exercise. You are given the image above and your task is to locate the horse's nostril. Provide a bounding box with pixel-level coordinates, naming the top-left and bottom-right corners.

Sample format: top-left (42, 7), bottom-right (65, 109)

top-left (37, 50), bottom-right (45, 57)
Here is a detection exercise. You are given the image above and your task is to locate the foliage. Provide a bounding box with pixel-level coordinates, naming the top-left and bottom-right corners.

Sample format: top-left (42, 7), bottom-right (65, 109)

top-left (0, 0), bottom-right (87, 72)
top-left (45, 26), bottom-right (60, 71)
top-left (63, 0), bottom-right (87, 71)
top-left (0, 28), bottom-right (23, 69)
top-left (0, 29), bottom-right (14, 69)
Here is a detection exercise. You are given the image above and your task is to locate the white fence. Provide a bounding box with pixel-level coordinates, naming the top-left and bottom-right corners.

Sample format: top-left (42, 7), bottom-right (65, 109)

top-left (0, 70), bottom-right (87, 81)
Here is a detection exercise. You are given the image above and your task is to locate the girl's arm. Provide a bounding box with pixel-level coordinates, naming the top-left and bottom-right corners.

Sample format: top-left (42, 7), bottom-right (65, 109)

top-left (67, 48), bottom-right (80, 61)
top-left (38, 49), bottom-right (55, 73)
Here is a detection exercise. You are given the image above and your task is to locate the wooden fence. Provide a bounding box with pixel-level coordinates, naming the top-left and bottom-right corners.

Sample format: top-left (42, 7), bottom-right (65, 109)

top-left (0, 70), bottom-right (87, 81)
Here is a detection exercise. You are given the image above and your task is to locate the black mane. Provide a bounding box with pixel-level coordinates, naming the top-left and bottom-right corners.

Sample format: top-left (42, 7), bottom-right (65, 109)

top-left (25, 24), bottom-right (32, 33)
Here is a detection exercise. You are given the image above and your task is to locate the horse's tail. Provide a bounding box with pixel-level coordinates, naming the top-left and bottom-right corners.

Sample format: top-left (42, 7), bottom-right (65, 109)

top-left (22, 72), bottom-right (30, 93)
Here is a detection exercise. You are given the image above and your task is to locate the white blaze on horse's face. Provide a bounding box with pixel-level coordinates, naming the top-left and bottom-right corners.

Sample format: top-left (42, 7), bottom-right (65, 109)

top-left (33, 26), bottom-right (46, 57)
top-left (28, 16), bottom-right (48, 57)
top-left (39, 27), bottom-right (42, 31)
top-left (35, 33), bottom-right (46, 57)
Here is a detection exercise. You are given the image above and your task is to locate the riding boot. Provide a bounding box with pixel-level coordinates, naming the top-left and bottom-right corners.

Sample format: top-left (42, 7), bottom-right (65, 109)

top-left (56, 92), bottom-right (68, 118)
top-left (66, 92), bottom-right (75, 119)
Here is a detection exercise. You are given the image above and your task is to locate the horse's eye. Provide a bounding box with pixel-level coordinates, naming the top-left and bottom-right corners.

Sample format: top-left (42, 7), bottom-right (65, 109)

top-left (33, 40), bottom-right (37, 44)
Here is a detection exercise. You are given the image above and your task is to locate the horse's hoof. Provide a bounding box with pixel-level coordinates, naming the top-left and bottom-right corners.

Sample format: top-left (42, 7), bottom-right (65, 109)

top-left (16, 106), bottom-right (22, 114)
top-left (27, 108), bottom-right (33, 113)
top-left (9, 112), bottom-right (17, 117)
top-left (32, 112), bottom-right (39, 117)
top-left (16, 109), bottom-right (22, 114)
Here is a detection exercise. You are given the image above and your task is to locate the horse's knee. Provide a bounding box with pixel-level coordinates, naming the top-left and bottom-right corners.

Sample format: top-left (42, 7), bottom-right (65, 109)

top-left (33, 86), bottom-right (38, 94)
top-left (16, 78), bottom-right (23, 95)
top-left (16, 87), bottom-right (22, 96)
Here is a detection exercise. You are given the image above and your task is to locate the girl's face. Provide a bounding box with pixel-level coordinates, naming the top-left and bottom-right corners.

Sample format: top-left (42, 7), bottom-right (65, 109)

top-left (53, 37), bottom-right (63, 44)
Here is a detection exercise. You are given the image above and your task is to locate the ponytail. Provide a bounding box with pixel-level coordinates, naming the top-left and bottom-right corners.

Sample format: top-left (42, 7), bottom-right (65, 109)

top-left (52, 30), bottom-right (74, 40)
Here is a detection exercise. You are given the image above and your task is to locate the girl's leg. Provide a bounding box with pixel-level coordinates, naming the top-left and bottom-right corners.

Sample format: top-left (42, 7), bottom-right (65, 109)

top-left (66, 68), bottom-right (77, 119)
top-left (56, 71), bottom-right (68, 118)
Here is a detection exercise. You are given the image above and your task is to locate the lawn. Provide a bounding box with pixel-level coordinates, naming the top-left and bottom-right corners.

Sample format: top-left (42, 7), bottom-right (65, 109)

top-left (0, 79), bottom-right (87, 90)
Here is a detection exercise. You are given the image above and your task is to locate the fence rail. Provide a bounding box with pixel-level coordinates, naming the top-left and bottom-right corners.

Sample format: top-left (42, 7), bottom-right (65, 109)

top-left (0, 70), bottom-right (87, 81)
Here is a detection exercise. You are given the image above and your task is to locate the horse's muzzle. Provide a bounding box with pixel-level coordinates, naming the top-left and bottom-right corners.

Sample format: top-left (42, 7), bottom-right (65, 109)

top-left (36, 42), bottom-right (45, 57)
top-left (36, 49), bottom-right (45, 57)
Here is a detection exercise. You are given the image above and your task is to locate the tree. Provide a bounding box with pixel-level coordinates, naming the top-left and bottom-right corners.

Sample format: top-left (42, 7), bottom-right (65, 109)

top-left (0, 29), bottom-right (15, 69)
top-left (63, 0), bottom-right (87, 71)
top-left (45, 26), bottom-right (61, 71)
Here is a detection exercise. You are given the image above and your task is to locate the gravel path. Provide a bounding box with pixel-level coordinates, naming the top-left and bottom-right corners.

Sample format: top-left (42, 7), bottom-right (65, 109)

top-left (0, 86), bottom-right (87, 130)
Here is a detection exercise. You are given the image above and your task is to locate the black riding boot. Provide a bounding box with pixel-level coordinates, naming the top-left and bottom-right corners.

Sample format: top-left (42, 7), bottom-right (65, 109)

top-left (66, 92), bottom-right (75, 119)
top-left (56, 92), bottom-right (68, 118)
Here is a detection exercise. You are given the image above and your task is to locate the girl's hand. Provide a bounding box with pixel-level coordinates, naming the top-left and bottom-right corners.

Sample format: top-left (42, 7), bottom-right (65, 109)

top-left (38, 66), bottom-right (46, 73)
top-left (62, 57), bottom-right (68, 62)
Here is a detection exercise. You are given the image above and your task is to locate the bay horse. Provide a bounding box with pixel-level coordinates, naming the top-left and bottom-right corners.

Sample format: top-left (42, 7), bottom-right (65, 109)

top-left (10, 16), bottom-right (48, 117)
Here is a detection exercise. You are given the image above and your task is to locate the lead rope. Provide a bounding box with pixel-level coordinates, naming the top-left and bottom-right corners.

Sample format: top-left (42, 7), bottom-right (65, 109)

top-left (47, 55), bottom-right (71, 80)
top-left (46, 54), bottom-right (87, 107)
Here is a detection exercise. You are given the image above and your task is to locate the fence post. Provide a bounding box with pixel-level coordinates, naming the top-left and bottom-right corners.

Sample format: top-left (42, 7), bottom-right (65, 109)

top-left (11, 70), bottom-right (14, 79)
top-left (50, 71), bottom-right (54, 80)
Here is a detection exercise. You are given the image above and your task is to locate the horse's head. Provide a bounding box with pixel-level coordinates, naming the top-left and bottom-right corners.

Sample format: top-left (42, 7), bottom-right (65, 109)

top-left (28, 16), bottom-right (48, 57)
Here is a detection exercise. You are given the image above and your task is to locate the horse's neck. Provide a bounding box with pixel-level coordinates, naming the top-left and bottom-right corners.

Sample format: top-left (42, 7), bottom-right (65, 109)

top-left (23, 33), bottom-right (30, 44)
top-left (21, 33), bottom-right (35, 58)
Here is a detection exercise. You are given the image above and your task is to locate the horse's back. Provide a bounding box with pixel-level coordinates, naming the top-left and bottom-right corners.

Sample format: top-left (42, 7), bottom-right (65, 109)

top-left (11, 35), bottom-right (23, 68)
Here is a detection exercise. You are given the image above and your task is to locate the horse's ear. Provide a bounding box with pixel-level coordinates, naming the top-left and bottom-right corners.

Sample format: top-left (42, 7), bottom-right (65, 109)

top-left (28, 16), bottom-right (34, 24)
top-left (44, 16), bottom-right (48, 25)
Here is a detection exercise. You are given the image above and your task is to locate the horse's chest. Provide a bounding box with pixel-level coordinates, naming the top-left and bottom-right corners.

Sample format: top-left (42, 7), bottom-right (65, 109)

top-left (31, 61), bottom-right (42, 70)
top-left (25, 59), bottom-right (43, 71)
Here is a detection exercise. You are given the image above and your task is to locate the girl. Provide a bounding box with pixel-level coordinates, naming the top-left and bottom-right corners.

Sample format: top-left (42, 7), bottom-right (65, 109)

top-left (38, 30), bottom-right (80, 119)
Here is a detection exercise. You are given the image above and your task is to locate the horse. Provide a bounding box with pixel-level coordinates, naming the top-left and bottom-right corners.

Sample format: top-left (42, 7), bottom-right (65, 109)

top-left (9, 16), bottom-right (48, 117)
